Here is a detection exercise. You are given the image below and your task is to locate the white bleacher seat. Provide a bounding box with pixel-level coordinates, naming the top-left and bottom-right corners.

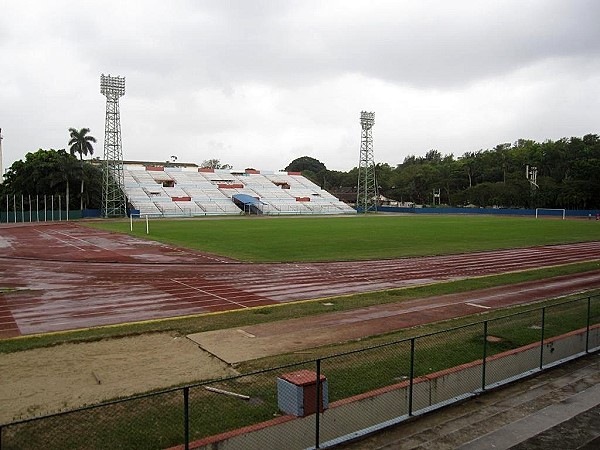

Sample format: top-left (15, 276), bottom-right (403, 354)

top-left (121, 165), bottom-right (355, 217)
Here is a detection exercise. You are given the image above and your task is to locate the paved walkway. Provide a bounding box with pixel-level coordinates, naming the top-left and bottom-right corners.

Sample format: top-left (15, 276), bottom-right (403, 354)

top-left (336, 352), bottom-right (600, 450)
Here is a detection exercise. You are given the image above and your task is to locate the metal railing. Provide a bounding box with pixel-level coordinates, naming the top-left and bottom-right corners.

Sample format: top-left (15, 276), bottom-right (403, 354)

top-left (1, 294), bottom-right (598, 450)
top-left (1, 194), bottom-right (83, 223)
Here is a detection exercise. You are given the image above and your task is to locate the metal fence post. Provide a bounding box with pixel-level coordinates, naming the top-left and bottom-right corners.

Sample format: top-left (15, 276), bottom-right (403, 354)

top-left (539, 307), bottom-right (546, 369)
top-left (586, 297), bottom-right (591, 353)
top-left (183, 387), bottom-right (190, 450)
top-left (408, 338), bottom-right (415, 416)
top-left (315, 358), bottom-right (321, 449)
top-left (482, 320), bottom-right (488, 391)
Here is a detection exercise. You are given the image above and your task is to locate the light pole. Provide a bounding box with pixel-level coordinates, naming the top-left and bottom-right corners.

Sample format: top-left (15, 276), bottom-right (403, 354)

top-left (100, 74), bottom-right (127, 217)
top-left (356, 111), bottom-right (378, 213)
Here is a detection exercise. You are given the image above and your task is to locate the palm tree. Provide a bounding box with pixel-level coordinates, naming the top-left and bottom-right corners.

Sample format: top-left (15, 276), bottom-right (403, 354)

top-left (68, 127), bottom-right (96, 210)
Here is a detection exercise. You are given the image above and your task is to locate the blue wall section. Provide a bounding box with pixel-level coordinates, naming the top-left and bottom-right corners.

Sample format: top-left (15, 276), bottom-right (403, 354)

top-left (372, 206), bottom-right (600, 218)
top-left (82, 209), bottom-right (101, 218)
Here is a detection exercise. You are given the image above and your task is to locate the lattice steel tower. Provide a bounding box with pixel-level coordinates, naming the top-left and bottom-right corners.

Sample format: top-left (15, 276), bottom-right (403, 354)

top-left (356, 111), bottom-right (378, 212)
top-left (100, 74), bottom-right (127, 217)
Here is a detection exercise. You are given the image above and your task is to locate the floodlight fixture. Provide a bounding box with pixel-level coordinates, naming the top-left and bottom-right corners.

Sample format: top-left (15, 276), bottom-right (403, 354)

top-left (100, 74), bottom-right (126, 98)
top-left (360, 111), bottom-right (375, 130)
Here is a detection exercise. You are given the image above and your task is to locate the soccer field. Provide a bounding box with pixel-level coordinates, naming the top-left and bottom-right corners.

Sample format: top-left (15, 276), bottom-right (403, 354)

top-left (89, 215), bottom-right (600, 262)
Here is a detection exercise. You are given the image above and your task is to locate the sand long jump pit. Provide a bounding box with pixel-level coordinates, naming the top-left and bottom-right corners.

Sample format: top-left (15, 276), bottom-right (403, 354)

top-left (0, 332), bottom-right (236, 423)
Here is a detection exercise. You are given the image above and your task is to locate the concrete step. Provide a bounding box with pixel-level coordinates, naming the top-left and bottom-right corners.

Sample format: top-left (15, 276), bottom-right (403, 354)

top-left (458, 383), bottom-right (600, 450)
top-left (335, 353), bottom-right (600, 450)
top-left (394, 367), bottom-right (600, 449)
top-left (509, 404), bottom-right (600, 450)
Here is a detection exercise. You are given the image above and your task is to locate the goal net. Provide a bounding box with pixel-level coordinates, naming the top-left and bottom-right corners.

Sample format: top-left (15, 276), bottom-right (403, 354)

top-left (535, 208), bottom-right (566, 219)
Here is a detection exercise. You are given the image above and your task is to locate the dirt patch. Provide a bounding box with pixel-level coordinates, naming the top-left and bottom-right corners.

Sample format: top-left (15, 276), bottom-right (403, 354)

top-left (486, 335), bottom-right (503, 343)
top-left (0, 333), bottom-right (235, 423)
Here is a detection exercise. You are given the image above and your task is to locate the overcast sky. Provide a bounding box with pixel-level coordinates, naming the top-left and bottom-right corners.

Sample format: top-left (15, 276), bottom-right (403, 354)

top-left (1, 0), bottom-right (599, 174)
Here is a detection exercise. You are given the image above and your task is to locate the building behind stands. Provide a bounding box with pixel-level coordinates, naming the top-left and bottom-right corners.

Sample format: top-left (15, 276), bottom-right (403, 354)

top-left (122, 161), bottom-right (356, 217)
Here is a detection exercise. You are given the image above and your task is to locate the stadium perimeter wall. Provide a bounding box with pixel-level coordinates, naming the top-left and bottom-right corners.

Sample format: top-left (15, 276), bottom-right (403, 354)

top-left (5, 206), bottom-right (600, 222)
top-left (377, 206), bottom-right (600, 218)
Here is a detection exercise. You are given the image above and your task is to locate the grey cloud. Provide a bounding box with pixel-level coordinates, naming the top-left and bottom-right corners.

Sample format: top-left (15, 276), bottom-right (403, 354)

top-left (2, 0), bottom-right (600, 173)
top-left (79, 0), bottom-right (600, 90)
top-left (6, 0), bottom-right (600, 92)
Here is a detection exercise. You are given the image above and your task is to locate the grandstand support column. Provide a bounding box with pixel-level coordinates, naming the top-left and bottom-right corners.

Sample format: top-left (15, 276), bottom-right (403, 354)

top-left (100, 74), bottom-right (127, 218)
top-left (356, 111), bottom-right (378, 213)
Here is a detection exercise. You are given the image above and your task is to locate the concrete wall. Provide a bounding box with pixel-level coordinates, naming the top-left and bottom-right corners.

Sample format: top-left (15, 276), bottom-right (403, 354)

top-left (377, 206), bottom-right (599, 218)
top-left (320, 383), bottom-right (408, 442)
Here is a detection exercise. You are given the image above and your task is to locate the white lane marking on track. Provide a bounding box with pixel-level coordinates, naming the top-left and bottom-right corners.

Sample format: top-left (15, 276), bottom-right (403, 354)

top-left (170, 279), bottom-right (249, 308)
top-left (465, 302), bottom-right (492, 309)
top-left (53, 230), bottom-right (114, 251)
top-left (55, 231), bottom-right (230, 263)
top-left (37, 231), bottom-right (87, 252)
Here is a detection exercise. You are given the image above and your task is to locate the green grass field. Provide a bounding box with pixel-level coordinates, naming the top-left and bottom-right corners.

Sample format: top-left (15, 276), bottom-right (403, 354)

top-left (88, 215), bottom-right (600, 262)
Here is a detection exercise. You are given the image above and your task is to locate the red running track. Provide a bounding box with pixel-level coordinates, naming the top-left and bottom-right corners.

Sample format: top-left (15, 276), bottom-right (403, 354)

top-left (1, 222), bottom-right (600, 338)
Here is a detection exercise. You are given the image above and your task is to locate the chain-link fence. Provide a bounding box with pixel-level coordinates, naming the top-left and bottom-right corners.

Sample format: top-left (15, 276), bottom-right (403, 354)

top-left (2, 294), bottom-right (599, 450)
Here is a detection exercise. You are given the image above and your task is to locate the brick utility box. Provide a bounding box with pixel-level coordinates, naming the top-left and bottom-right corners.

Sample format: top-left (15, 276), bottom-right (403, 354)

top-left (277, 370), bottom-right (328, 417)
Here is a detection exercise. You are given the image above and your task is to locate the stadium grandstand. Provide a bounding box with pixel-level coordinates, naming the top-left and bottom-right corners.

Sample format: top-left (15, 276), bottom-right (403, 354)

top-left (122, 162), bottom-right (356, 217)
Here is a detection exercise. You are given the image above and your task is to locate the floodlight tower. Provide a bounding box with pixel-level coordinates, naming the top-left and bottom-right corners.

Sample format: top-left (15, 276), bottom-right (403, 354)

top-left (526, 165), bottom-right (538, 189)
top-left (100, 74), bottom-right (127, 217)
top-left (356, 111), bottom-right (378, 212)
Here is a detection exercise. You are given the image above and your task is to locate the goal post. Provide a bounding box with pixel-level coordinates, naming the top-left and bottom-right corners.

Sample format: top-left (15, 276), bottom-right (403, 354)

top-left (128, 212), bottom-right (149, 233)
top-left (535, 208), bottom-right (566, 220)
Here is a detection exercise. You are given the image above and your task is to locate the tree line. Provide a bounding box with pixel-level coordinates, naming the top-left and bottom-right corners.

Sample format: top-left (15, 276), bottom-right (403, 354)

top-left (0, 128), bottom-right (101, 210)
top-left (2, 132), bottom-right (599, 211)
top-left (287, 134), bottom-right (600, 210)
